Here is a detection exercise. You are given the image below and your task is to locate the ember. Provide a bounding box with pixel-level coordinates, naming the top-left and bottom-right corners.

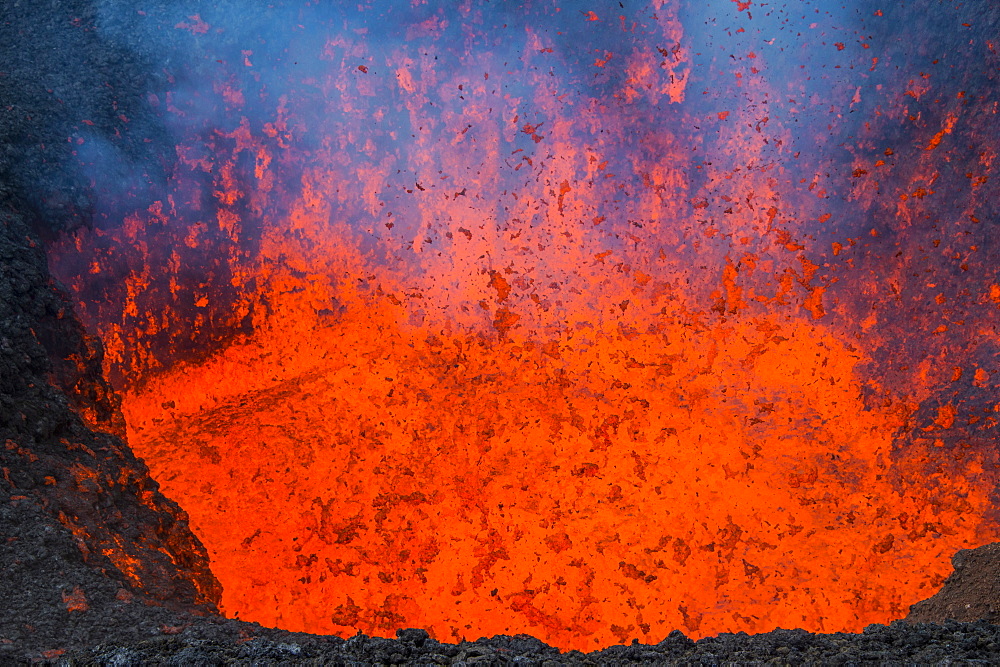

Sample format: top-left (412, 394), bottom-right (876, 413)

top-left (47, 0), bottom-right (1000, 651)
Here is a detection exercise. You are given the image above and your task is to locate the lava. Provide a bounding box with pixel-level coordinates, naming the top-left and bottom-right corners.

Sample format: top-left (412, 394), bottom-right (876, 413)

top-left (47, 0), bottom-right (1000, 652)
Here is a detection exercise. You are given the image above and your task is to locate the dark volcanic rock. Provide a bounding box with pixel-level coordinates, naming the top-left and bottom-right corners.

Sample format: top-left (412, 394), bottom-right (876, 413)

top-left (62, 621), bottom-right (1000, 664)
top-left (1, 0), bottom-right (221, 646)
top-left (0, 0), bottom-right (170, 239)
top-left (907, 542), bottom-right (1000, 625)
top-left (0, 207), bottom-right (221, 660)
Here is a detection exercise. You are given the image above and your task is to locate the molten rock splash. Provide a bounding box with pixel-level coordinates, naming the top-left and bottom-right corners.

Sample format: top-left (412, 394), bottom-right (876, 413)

top-left (47, 0), bottom-right (1000, 651)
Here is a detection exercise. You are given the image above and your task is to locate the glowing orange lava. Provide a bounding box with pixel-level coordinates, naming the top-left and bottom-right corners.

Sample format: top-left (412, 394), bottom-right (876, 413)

top-left (48, 0), bottom-right (1000, 651)
top-left (119, 288), bottom-right (994, 648)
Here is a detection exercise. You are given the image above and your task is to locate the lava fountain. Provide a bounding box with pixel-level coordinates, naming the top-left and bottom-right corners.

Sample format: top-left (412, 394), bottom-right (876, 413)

top-left (46, 0), bottom-right (1000, 651)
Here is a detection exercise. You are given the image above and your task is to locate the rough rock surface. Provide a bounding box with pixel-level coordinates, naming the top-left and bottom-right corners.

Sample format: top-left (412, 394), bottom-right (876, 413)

top-left (60, 621), bottom-right (1000, 664)
top-left (1, 9), bottom-right (224, 646)
top-left (0, 205), bottom-right (223, 662)
top-left (907, 542), bottom-right (1000, 625)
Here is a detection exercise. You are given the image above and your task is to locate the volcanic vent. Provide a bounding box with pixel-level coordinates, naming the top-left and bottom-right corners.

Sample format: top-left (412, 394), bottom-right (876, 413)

top-left (47, 0), bottom-right (1000, 652)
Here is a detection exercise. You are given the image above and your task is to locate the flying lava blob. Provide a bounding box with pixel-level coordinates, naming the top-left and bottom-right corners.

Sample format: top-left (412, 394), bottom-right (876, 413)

top-left (47, 0), bottom-right (1000, 650)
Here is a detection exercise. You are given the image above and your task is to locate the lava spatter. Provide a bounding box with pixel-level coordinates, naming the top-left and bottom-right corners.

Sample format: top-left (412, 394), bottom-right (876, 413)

top-left (47, 0), bottom-right (1000, 652)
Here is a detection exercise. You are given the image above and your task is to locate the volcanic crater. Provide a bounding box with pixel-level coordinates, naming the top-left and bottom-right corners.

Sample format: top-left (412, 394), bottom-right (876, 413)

top-left (3, 0), bottom-right (1000, 663)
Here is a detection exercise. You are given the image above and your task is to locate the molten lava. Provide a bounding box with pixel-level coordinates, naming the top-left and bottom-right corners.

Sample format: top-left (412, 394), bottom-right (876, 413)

top-left (48, 0), bottom-right (1000, 652)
